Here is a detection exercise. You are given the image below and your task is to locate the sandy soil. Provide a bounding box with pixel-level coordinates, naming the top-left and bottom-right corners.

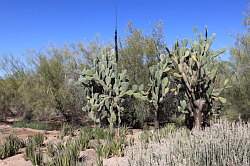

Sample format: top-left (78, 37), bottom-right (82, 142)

top-left (0, 123), bottom-right (59, 166)
top-left (0, 124), bottom-right (59, 144)
top-left (0, 154), bottom-right (32, 166)
top-left (0, 123), bottom-right (136, 166)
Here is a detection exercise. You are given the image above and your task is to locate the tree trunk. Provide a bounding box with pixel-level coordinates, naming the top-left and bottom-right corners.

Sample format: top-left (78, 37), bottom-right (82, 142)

top-left (193, 99), bottom-right (206, 129)
top-left (193, 109), bottom-right (202, 129)
top-left (154, 109), bottom-right (159, 129)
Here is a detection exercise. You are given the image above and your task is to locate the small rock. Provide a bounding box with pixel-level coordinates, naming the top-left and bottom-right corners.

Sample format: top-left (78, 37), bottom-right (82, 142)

top-left (79, 149), bottom-right (97, 165)
top-left (0, 154), bottom-right (32, 166)
top-left (103, 156), bottom-right (129, 166)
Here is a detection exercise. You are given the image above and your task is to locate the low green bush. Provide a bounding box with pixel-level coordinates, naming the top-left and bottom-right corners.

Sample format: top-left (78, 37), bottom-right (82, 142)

top-left (48, 140), bottom-right (81, 166)
top-left (59, 123), bottom-right (75, 139)
top-left (13, 121), bottom-right (52, 130)
top-left (0, 135), bottom-right (25, 159)
top-left (95, 128), bottom-right (127, 165)
top-left (26, 133), bottom-right (45, 147)
top-left (25, 138), bottom-right (44, 166)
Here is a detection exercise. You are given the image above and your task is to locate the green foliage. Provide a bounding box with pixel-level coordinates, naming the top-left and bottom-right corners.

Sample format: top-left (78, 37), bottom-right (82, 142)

top-left (222, 13), bottom-right (250, 121)
top-left (48, 140), bottom-right (81, 166)
top-left (119, 22), bottom-right (166, 86)
top-left (165, 29), bottom-right (226, 128)
top-left (59, 123), bottom-right (75, 139)
top-left (91, 127), bottom-right (114, 140)
top-left (96, 128), bottom-right (127, 165)
top-left (0, 56), bottom-right (26, 121)
top-left (147, 54), bottom-right (172, 128)
top-left (46, 143), bottom-right (65, 159)
top-left (19, 50), bottom-right (85, 122)
top-left (31, 149), bottom-right (43, 166)
top-left (45, 127), bottom-right (126, 166)
top-left (25, 140), bottom-right (44, 166)
top-left (0, 135), bottom-right (25, 159)
top-left (25, 134), bottom-right (45, 165)
top-left (0, 45), bottom-right (87, 122)
top-left (139, 123), bottom-right (178, 143)
top-left (120, 97), bottom-right (150, 128)
top-left (13, 121), bottom-right (52, 130)
top-left (79, 49), bottom-right (145, 128)
top-left (76, 129), bottom-right (91, 150)
top-left (27, 133), bottom-right (45, 147)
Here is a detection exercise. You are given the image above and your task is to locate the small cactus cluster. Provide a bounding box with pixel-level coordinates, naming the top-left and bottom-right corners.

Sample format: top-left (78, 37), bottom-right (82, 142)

top-left (79, 49), bottom-right (145, 128)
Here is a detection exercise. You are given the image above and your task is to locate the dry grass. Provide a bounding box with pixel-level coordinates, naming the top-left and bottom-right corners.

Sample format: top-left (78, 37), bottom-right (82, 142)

top-left (125, 120), bottom-right (250, 166)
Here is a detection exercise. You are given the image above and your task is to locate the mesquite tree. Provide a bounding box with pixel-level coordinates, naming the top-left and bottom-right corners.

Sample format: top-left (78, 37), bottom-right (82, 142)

top-left (166, 29), bottom-right (227, 129)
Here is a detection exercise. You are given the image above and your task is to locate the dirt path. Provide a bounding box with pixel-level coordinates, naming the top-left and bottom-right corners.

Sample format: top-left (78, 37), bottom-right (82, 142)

top-left (0, 124), bottom-right (59, 144)
top-left (0, 124), bottom-right (137, 166)
top-left (0, 123), bottom-right (60, 166)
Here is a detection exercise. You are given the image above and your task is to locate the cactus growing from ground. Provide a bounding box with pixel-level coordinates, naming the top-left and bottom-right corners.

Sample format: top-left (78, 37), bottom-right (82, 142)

top-left (147, 54), bottom-right (172, 129)
top-left (79, 49), bottom-right (145, 128)
top-left (165, 29), bottom-right (227, 129)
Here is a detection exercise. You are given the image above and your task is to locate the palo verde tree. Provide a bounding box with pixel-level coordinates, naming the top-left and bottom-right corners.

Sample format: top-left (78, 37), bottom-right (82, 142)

top-left (224, 11), bottom-right (250, 121)
top-left (78, 49), bottom-right (145, 129)
top-left (166, 29), bottom-right (227, 129)
top-left (119, 22), bottom-right (166, 87)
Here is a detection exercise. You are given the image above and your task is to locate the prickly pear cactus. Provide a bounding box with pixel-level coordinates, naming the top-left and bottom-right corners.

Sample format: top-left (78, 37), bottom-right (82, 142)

top-left (148, 54), bottom-right (172, 129)
top-left (79, 50), bottom-right (145, 127)
top-left (166, 29), bottom-right (227, 128)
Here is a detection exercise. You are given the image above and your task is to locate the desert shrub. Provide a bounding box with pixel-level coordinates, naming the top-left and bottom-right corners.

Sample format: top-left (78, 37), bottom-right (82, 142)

top-left (126, 120), bottom-right (250, 166)
top-left (0, 45), bottom-right (87, 123)
top-left (121, 97), bottom-right (150, 128)
top-left (46, 142), bottom-right (65, 158)
top-left (74, 128), bottom-right (93, 151)
top-left (223, 20), bottom-right (250, 121)
top-left (25, 140), bottom-right (44, 166)
top-left (26, 133), bottom-right (45, 147)
top-left (0, 56), bottom-right (27, 120)
top-left (48, 140), bottom-right (81, 166)
top-left (59, 123), bottom-right (75, 139)
top-left (139, 123), bottom-right (178, 143)
top-left (31, 149), bottom-right (43, 166)
top-left (96, 137), bottom-right (126, 166)
top-left (95, 128), bottom-right (127, 165)
top-left (92, 127), bottom-right (114, 140)
top-left (78, 127), bottom-right (114, 141)
top-left (119, 22), bottom-right (166, 87)
top-left (13, 121), bottom-right (52, 130)
top-left (0, 135), bottom-right (25, 159)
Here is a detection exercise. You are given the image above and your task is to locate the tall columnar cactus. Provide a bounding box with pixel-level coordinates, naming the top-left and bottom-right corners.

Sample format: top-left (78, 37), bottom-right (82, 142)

top-left (166, 29), bottom-right (227, 129)
top-left (79, 49), bottom-right (145, 128)
top-left (148, 54), bottom-right (172, 129)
